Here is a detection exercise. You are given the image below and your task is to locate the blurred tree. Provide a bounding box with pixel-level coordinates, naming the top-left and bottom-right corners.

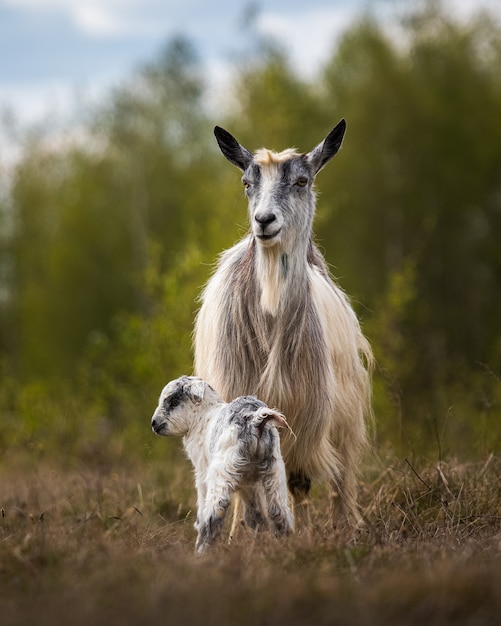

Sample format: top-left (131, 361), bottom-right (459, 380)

top-left (226, 44), bottom-right (329, 153)
top-left (1, 5), bottom-right (500, 458)
top-left (319, 7), bottom-right (501, 449)
top-left (3, 37), bottom-right (228, 381)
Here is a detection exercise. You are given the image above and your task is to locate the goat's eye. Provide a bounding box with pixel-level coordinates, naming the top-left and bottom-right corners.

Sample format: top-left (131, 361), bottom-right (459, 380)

top-left (296, 177), bottom-right (308, 187)
top-left (170, 397), bottom-right (180, 408)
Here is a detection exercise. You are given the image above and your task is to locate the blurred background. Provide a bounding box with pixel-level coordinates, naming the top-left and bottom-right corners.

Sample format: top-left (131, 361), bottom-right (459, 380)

top-left (0, 0), bottom-right (500, 466)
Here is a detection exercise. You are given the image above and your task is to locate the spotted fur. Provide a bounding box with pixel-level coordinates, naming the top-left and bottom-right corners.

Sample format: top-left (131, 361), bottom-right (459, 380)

top-left (151, 376), bottom-right (293, 554)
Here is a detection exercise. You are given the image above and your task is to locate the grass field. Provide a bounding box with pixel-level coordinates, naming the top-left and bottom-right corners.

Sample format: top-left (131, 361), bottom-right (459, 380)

top-left (1, 451), bottom-right (500, 626)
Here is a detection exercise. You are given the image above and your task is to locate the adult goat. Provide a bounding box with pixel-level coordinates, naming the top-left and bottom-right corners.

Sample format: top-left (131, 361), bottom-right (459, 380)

top-left (194, 120), bottom-right (373, 527)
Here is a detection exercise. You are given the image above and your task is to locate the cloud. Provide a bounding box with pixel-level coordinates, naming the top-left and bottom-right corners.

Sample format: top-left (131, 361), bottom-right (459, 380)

top-left (255, 4), bottom-right (361, 76)
top-left (3, 0), bottom-right (165, 37)
top-left (72, 4), bottom-right (124, 36)
top-left (448, 0), bottom-right (501, 21)
top-left (2, 0), bottom-right (500, 133)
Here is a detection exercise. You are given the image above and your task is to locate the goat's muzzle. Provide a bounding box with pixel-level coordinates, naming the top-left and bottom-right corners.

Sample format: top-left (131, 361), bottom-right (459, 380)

top-left (254, 212), bottom-right (281, 242)
top-left (151, 413), bottom-right (166, 436)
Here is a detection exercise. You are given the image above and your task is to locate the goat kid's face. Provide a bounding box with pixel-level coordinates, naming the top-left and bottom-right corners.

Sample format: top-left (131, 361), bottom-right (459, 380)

top-left (214, 120), bottom-right (347, 250)
top-left (151, 376), bottom-right (206, 437)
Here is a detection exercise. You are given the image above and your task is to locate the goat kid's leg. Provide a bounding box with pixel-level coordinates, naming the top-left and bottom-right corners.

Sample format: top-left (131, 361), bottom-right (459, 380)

top-left (194, 473), bottom-right (207, 535)
top-left (195, 487), bottom-right (232, 555)
top-left (239, 485), bottom-right (269, 532)
top-left (288, 470), bottom-right (312, 529)
top-left (263, 470), bottom-right (294, 536)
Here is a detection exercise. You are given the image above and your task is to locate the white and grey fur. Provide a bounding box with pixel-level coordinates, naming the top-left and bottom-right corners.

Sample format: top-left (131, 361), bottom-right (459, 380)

top-left (151, 375), bottom-right (293, 554)
top-left (194, 120), bottom-right (373, 527)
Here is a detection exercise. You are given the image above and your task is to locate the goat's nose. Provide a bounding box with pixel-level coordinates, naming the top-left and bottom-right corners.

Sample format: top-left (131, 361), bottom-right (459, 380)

top-left (151, 415), bottom-right (160, 433)
top-left (255, 212), bottom-right (276, 227)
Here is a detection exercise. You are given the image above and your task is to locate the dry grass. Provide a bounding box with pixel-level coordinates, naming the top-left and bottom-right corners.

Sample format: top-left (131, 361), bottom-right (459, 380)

top-left (0, 454), bottom-right (500, 626)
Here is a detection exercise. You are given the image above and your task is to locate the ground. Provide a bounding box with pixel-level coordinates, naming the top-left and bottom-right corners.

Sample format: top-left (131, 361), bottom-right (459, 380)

top-left (0, 454), bottom-right (500, 625)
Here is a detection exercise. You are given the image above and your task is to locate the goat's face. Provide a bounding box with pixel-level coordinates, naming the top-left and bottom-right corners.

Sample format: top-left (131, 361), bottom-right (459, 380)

top-left (151, 376), bottom-right (207, 437)
top-left (243, 151), bottom-right (313, 249)
top-left (214, 121), bottom-right (347, 250)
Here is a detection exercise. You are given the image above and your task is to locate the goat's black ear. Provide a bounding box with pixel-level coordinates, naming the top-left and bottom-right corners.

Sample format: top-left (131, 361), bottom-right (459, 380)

top-left (214, 126), bottom-right (253, 171)
top-left (307, 119), bottom-right (346, 175)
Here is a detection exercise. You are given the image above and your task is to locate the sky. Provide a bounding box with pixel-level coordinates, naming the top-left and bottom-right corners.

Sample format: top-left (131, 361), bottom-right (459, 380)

top-left (0, 0), bottom-right (500, 129)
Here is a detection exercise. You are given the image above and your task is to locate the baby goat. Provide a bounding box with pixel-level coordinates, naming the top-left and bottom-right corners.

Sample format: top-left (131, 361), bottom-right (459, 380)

top-left (151, 375), bottom-right (293, 554)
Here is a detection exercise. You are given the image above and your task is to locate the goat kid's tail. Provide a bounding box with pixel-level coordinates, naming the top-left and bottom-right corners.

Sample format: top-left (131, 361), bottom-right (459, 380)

top-left (256, 408), bottom-right (297, 441)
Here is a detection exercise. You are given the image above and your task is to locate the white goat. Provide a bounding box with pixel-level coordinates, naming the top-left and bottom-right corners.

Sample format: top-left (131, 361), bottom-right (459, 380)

top-left (151, 375), bottom-right (293, 554)
top-left (194, 121), bottom-right (373, 528)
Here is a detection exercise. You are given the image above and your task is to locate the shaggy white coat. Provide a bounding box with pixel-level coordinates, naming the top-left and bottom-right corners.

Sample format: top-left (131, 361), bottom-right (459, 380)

top-left (194, 122), bottom-right (374, 527)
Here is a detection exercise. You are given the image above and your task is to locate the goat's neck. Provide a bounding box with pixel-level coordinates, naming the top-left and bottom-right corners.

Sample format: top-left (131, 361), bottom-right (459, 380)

top-left (182, 402), bottom-right (225, 460)
top-left (255, 239), bottom-right (309, 316)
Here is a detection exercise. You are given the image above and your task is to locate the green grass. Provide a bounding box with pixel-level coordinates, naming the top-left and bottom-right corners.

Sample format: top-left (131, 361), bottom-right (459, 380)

top-left (0, 454), bottom-right (500, 626)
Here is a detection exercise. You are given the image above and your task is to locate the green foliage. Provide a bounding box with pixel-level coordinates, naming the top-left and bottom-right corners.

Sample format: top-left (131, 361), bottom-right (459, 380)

top-left (1, 5), bottom-right (501, 462)
top-left (227, 44), bottom-right (329, 151)
top-left (79, 241), bottom-right (204, 419)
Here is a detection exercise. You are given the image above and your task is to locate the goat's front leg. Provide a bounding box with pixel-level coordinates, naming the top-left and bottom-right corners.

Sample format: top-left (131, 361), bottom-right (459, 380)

top-left (329, 470), bottom-right (364, 532)
top-left (193, 471), bottom-right (207, 535)
top-left (288, 470), bottom-right (311, 528)
top-left (195, 478), bottom-right (233, 555)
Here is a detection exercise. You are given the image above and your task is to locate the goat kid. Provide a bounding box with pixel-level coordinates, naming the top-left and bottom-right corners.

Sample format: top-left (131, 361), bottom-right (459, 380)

top-left (151, 375), bottom-right (293, 554)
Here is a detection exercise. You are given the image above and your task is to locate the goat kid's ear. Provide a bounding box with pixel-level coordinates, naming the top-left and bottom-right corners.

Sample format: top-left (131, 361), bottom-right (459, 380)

top-left (307, 118), bottom-right (346, 175)
top-left (189, 379), bottom-right (206, 403)
top-left (214, 126), bottom-right (253, 172)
